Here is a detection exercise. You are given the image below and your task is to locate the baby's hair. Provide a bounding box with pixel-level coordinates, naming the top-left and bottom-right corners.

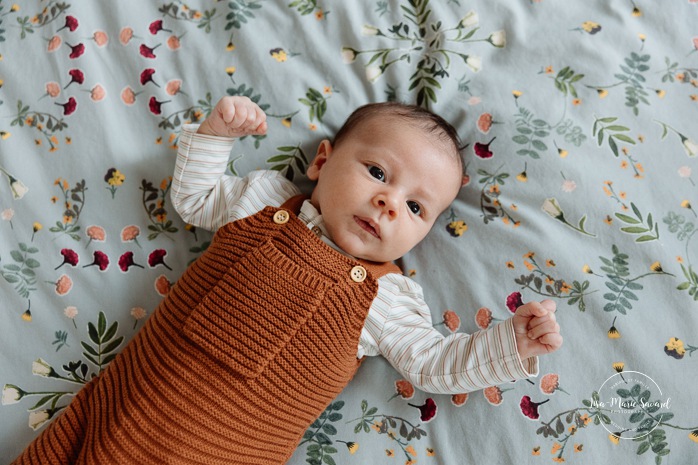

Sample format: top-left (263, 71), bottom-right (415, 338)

top-left (332, 101), bottom-right (464, 172)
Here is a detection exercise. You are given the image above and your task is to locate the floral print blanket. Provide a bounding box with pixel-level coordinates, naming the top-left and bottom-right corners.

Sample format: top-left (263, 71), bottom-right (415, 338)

top-left (1, 1), bottom-right (697, 464)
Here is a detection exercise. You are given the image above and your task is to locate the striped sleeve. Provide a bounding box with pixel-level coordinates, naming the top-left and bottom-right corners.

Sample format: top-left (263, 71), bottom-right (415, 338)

top-left (361, 274), bottom-right (539, 394)
top-left (171, 124), bottom-right (301, 231)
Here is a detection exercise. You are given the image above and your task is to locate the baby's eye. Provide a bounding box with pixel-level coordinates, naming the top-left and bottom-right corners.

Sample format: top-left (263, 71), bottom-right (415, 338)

top-left (407, 201), bottom-right (421, 216)
top-left (368, 165), bottom-right (385, 181)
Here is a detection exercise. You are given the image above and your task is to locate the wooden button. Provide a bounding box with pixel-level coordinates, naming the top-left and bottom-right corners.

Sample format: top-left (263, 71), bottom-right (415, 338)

top-left (350, 265), bottom-right (367, 283)
top-left (311, 226), bottom-right (323, 237)
top-left (273, 210), bottom-right (290, 224)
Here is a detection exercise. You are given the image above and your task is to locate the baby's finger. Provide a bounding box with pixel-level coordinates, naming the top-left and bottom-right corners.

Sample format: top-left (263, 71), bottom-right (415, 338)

top-left (230, 105), bottom-right (250, 129)
top-left (528, 320), bottom-right (560, 340)
top-left (541, 299), bottom-right (556, 313)
top-left (539, 332), bottom-right (563, 351)
top-left (527, 314), bottom-right (553, 330)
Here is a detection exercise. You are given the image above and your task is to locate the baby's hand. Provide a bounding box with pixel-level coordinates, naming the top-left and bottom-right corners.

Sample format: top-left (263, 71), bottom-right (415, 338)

top-left (512, 299), bottom-right (563, 360)
top-left (196, 96), bottom-right (267, 138)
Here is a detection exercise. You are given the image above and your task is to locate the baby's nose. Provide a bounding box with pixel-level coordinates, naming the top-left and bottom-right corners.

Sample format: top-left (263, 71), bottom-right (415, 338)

top-left (376, 197), bottom-right (398, 218)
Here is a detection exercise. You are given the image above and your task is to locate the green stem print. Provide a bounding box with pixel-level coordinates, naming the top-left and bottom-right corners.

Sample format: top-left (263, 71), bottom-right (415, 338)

top-left (16, 1), bottom-right (70, 39)
top-left (541, 198), bottom-right (596, 237)
top-left (299, 401), bottom-right (345, 465)
top-left (225, 0), bottom-right (263, 30)
top-left (615, 202), bottom-right (660, 243)
top-left (539, 385), bottom-right (698, 465)
top-left (288, 0), bottom-right (327, 18)
top-left (513, 253), bottom-right (594, 312)
top-left (477, 167), bottom-right (518, 226)
top-left (348, 400), bottom-right (427, 462)
top-left (11, 100), bottom-right (69, 151)
top-left (592, 116), bottom-right (636, 158)
top-left (159, 2), bottom-right (219, 32)
top-left (1, 312), bottom-right (124, 430)
top-left (599, 245), bottom-right (674, 315)
top-left (50, 178), bottom-right (87, 241)
top-left (299, 88), bottom-right (332, 123)
top-left (654, 120), bottom-right (697, 158)
top-left (267, 144), bottom-right (308, 182)
top-left (158, 93), bottom-right (211, 133)
top-left (343, 1), bottom-right (504, 108)
top-left (512, 98), bottom-right (585, 159)
top-left (586, 47), bottom-right (651, 116)
top-left (663, 211), bottom-right (698, 301)
top-left (0, 243), bottom-right (40, 299)
top-left (659, 57), bottom-right (698, 85)
top-left (140, 178), bottom-right (178, 241)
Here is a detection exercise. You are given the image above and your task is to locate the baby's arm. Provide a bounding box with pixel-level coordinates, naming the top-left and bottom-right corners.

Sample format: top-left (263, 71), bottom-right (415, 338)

top-left (170, 96), bottom-right (298, 230)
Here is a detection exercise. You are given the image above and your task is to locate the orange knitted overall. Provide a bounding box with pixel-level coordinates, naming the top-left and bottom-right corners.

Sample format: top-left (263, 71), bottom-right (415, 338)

top-left (13, 197), bottom-right (400, 465)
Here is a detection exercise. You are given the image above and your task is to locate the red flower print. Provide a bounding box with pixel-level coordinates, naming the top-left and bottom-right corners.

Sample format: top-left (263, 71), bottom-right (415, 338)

top-left (83, 251), bottom-right (109, 271)
top-left (67, 42), bottom-right (85, 59)
top-left (55, 97), bottom-right (78, 116)
top-left (55, 248), bottom-right (79, 269)
top-left (519, 395), bottom-right (549, 420)
top-left (149, 96), bottom-right (169, 115)
top-left (58, 15), bottom-right (79, 32)
top-left (64, 69), bottom-right (85, 88)
top-left (474, 137), bottom-right (496, 159)
top-left (408, 398), bottom-right (437, 423)
top-left (506, 291), bottom-right (524, 313)
top-left (139, 43), bottom-right (161, 59)
top-left (119, 252), bottom-right (144, 272)
top-left (148, 249), bottom-right (172, 270)
top-left (140, 68), bottom-right (160, 87)
top-left (149, 20), bottom-right (171, 35)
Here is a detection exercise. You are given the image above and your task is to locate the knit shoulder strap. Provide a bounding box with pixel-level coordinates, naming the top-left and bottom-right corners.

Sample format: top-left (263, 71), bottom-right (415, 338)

top-left (280, 194), bottom-right (403, 278)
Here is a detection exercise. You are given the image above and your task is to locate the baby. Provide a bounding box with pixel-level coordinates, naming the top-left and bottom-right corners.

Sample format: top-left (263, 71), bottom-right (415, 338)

top-left (13, 97), bottom-right (562, 465)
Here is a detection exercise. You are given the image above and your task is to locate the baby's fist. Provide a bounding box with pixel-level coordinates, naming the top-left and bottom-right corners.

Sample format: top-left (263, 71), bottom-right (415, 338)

top-left (197, 96), bottom-right (267, 138)
top-left (512, 299), bottom-right (563, 360)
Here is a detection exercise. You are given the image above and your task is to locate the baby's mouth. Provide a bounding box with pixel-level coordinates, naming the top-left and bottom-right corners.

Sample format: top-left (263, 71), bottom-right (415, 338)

top-left (354, 216), bottom-right (381, 239)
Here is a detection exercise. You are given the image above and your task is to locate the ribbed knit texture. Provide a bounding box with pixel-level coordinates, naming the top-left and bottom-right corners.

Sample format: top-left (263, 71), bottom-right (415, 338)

top-left (12, 201), bottom-right (400, 465)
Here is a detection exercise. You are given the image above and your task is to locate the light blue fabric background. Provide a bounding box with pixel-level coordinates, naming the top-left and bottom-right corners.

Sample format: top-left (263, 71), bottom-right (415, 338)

top-left (1, 1), bottom-right (697, 463)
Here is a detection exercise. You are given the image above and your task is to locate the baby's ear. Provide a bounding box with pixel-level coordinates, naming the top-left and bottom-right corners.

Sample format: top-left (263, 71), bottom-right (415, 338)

top-left (307, 139), bottom-right (332, 181)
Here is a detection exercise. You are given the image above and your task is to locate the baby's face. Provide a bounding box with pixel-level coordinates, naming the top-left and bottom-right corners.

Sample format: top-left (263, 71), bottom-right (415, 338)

top-left (307, 116), bottom-right (461, 263)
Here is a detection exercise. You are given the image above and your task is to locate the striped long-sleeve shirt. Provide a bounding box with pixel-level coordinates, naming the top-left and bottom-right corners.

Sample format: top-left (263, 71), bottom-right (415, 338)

top-left (171, 125), bottom-right (538, 394)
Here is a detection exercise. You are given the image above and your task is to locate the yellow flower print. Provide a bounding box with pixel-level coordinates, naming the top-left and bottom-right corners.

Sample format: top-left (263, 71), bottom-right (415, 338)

top-left (270, 48), bottom-right (288, 62)
top-left (405, 445), bottom-right (416, 457)
top-left (426, 448), bottom-right (435, 457)
top-left (572, 98), bottom-right (582, 106)
top-left (609, 432), bottom-right (621, 444)
top-left (447, 220), bottom-right (468, 237)
top-left (650, 261), bottom-right (663, 272)
top-left (385, 449), bottom-right (395, 457)
top-left (506, 261), bottom-right (515, 269)
top-left (226, 41), bottom-right (235, 51)
top-left (689, 430), bottom-right (698, 443)
top-left (597, 88), bottom-right (609, 98)
top-left (545, 66), bottom-right (554, 74)
top-left (532, 446), bottom-right (541, 456)
top-left (512, 90), bottom-right (523, 98)
top-left (581, 21), bottom-right (601, 34)
top-left (551, 443), bottom-right (562, 454)
top-left (574, 444), bottom-right (583, 452)
top-left (632, 7), bottom-right (642, 17)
